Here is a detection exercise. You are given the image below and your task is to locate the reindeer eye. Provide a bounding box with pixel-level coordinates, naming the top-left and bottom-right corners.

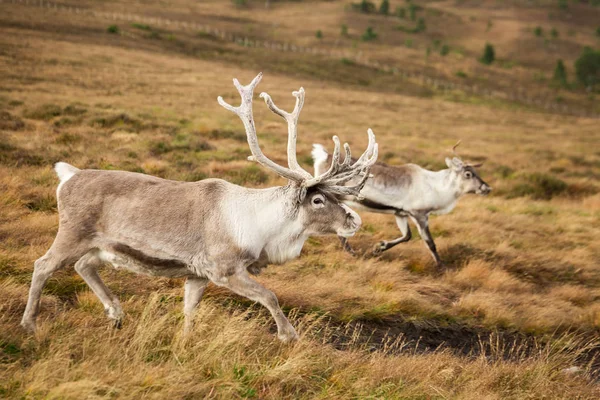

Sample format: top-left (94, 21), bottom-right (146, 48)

top-left (464, 171), bottom-right (473, 179)
top-left (311, 194), bottom-right (326, 208)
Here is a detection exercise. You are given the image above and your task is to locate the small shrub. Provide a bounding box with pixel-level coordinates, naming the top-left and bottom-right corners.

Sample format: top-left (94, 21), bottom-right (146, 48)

top-left (553, 59), bottom-right (568, 86)
top-left (341, 24), bottom-right (348, 37)
top-left (232, 0), bottom-right (247, 7)
top-left (361, 27), bottom-right (378, 41)
top-left (480, 43), bottom-right (495, 65)
top-left (507, 173), bottom-right (568, 200)
top-left (416, 17), bottom-right (426, 32)
top-left (0, 111), bottom-right (25, 130)
top-left (534, 26), bottom-right (543, 37)
top-left (24, 194), bottom-right (57, 213)
top-left (226, 165), bottom-right (269, 185)
top-left (149, 141), bottom-right (172, 156)
top-left (208, 129), bottom-right (246, 142)
top-left (91, 113), bottom-right (143, 131)
top-left (455, 70), bottom-right (468, 78)
top-left (575, 47), bottom-right (600, 89)
top-left (551, 28), bottom-right (559, 38)
top-left (341, 57), bottom-right (355, 65)
top-left (23, 104), bottom-right (62, 120)
top-left (596, 27), bottom-right (600, 37)
top-left (379, 0), bottom-right (390, 15)
top-left (107, 25), bottom-right (119, 34)
top-left (486, 20), bottom-right (493, 32)
top-left (558, 0), bottom-right (568, 10)
top-left (316, 30), bottom-right (323, 39)
top-left (63, 104), bottom-right (87, 116)
top-left (440, 44), bottom-right (450, 56)
top-left (404, 38), bottom-right (413, 48)
top-left (396, 7), bottom-right (406, 19)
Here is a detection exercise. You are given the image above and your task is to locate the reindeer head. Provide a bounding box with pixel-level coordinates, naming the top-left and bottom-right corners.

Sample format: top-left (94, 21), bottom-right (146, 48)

top-left (218, 73), bottom-right (377, 238)
top-left (445, 141), bottom-right (492, 196)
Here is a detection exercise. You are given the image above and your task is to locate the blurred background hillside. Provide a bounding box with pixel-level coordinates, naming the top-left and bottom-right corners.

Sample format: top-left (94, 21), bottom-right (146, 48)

top-left (1, 0), bottom-right (600, 398)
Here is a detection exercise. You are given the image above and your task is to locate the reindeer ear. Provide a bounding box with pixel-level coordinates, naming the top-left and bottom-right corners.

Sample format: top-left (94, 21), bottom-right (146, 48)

top-left (452, 157), bottom-right (464, 169)
top-left (446, 157), bottom-right (463, 171)
top-left (445, 158), bottom-right (454, 169)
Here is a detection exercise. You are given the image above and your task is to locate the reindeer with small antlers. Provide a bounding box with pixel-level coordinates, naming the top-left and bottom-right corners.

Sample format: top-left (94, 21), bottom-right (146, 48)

top-left (21, 73), bottom-right (378, 342)
top-left (313, 141), bottom-right (490, 266)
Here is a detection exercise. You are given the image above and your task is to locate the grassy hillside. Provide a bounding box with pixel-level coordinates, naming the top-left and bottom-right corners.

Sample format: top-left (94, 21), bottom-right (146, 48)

top-left (1, 0), bottom-right (600, 398)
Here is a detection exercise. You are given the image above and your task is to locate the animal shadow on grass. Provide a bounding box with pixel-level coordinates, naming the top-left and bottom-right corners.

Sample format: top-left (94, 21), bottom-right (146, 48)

top-left (362, 242), bottom-right (494, 275)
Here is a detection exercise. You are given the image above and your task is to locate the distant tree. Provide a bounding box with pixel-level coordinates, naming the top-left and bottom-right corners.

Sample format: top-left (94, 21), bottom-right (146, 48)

top-left (396, 7), bottom-right (406, 19)
top-left (553, 59), bottom-right (568, 86)
top-left (551, 28), bottom-right (559, 38)
top-left (596, 27), bottom-right (600, 37)
top-left (558, 0), bottom-right (568, 10)
top-left (361, 26), bottom-right (378, 41)
top-left (440, 44), bottom-right (450, 56)
top-left (480, 43), bottom-right (495, 65)
top-left (534, 26), bottom-right (543, 37)
top-left (416, 17), bottom-right (426, 32)
top-left (357, 0), bottom-right (376, 13)
top-left (575, 47), bottom-right (600, 89)
top-left (341, 24), bottom-right (348, 37)
top-left (379, 0), bottom-right (390, 15)
top-left (316, 30), bottom-right (323, 39)
top-left (409, 4), bottom-right (417, 21)
top-left (107, 25), bottom-right (119, 34)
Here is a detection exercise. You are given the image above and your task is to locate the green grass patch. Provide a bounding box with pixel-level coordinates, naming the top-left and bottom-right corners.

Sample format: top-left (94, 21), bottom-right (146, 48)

top-left (224, 164), bottom-right (269, 185)
top-left (506, 173), bottom-right (567, 200)
top-left (131, 23), bottom-right (151, 31)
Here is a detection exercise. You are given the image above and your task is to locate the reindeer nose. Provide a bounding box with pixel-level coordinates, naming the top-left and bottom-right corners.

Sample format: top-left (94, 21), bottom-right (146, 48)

top-left (341, 204), bottom-right (361, 227)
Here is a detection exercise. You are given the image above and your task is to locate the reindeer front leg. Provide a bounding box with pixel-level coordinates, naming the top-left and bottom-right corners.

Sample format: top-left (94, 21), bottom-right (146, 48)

top-left (338, 236), bottom-right (356, 256)
top-left (409, 214), bottom-right (443, 267)
top-left (213, 270), bottom-right (298, 342)
top-left (183, 277), bottom-right (209, 334)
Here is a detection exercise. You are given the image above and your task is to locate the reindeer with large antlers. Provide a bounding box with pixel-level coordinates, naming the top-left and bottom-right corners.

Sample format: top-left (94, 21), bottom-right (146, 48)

top-left (313, 140), bottom-right (490, 267)
top-left (21, 73), bottom-right (378, 342)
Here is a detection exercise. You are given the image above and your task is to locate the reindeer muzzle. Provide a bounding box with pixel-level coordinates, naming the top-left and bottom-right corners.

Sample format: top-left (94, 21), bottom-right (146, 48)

top-left (478, 183), bottom-right (492, 195)
top-left (337, 204), bottom-right (362, 237)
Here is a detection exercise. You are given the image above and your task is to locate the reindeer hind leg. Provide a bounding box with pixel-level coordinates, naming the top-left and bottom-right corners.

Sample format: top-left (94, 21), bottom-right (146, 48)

top-left (21, 231), bottom-right (90, 332)
top-left (373, 214), bottom-right (411, 254)
top-left (74, 250), bottom-right (124, 328)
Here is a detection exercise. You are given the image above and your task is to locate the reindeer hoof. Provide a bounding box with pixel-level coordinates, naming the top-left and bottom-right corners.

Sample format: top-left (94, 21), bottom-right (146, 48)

top-left (278, 327), bottom-right (299, 343)
top-left (20, 319), bottom-right (36, 333)
top-left (373, 241), bottom-right (387, 255)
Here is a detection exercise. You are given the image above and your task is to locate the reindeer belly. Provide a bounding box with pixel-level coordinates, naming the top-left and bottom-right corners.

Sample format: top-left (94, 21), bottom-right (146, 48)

top-left (344, 199), bottom-right (398, 215)
top-left (98, 243), bottom-right (196, 278)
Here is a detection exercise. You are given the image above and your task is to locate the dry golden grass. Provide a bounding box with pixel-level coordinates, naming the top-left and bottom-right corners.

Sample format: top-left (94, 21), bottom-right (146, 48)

top-left (1, 1), bottom-right (600, 398)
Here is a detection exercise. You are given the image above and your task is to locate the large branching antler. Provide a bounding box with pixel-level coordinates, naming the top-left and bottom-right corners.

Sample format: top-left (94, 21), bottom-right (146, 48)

top-left (260, 89), bottom-right (313, 180)
top-left (218, 73), bottom-right (378, 200)
top-left (309, 129), bottom-right (378, 198)
top-left (217, 72), bottom-right (308, 183)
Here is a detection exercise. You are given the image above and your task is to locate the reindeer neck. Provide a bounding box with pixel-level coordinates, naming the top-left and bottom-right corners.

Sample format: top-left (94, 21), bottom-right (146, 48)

top-left (227, 185), bottom-right (307, 264)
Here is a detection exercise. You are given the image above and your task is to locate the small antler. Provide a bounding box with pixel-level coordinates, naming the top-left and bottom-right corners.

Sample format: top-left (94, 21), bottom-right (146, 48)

top-left (450, 139), bottom-right (484, 168)
top-left (452, 140), bottom-right (462, 158)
